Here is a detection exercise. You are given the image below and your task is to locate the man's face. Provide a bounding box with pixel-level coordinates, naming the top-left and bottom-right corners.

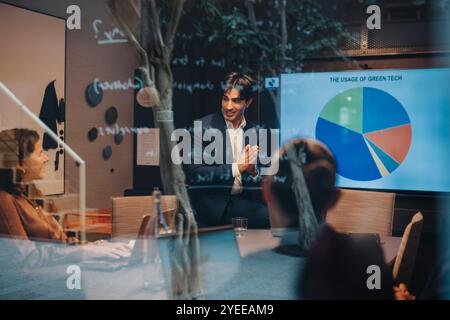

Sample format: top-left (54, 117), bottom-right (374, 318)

top-left (221, 88), bottom-right (251, 127)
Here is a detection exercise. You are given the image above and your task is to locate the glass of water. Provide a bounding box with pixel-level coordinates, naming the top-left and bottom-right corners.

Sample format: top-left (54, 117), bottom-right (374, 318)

top-left (232, 217), bottom-right (248, 238)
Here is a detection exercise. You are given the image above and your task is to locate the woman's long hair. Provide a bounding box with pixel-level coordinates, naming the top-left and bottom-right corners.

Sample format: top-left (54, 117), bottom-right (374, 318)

top-left (0, 128), bottom-right (40, 195)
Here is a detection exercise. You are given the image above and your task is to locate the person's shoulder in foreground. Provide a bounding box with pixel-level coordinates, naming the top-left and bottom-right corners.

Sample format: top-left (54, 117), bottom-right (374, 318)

top-left (302, 223), bottom-right (395, 300)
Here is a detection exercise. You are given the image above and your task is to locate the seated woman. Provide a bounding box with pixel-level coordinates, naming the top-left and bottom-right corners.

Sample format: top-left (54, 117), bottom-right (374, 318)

top-left (263, 137), bottom-right (395, 299)
top-left (0, 128), bottom-right (131, 271)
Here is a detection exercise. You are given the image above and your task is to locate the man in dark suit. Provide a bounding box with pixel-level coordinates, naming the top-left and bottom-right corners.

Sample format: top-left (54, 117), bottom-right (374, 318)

top-left (185, 72), bottom-right (269, 228)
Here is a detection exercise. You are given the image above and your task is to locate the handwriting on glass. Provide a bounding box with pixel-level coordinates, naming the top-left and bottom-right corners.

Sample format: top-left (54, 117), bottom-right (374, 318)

top-left (93, 77), bottom-right (144, 93)
top-left (92, 19), bottom-right (128, 45)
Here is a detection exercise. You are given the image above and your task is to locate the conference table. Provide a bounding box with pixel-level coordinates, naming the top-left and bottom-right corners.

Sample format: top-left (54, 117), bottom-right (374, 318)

top-left (208, 230), bottom-right (401, 300)
top-left (0, 230), bottom-right (402, 300)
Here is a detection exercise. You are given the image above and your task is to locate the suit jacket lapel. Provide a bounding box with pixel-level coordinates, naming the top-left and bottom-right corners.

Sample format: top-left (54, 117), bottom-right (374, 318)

top-left (211, 112), bottom-right (230, 164)
top-left (211, 111), bottom-right (227, 134)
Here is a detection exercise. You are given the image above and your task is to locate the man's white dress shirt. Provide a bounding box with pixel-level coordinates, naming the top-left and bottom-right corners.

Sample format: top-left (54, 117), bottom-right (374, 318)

top-left (225, 117), bottom-right (258, 195)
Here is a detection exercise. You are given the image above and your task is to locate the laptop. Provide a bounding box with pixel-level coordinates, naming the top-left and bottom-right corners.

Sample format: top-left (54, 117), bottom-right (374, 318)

top-left (80, 214), bottom-right (157, 271)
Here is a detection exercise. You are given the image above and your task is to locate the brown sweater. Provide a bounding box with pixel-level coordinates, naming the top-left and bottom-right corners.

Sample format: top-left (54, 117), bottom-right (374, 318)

top-left (0, 190), bottom-right (82, 269)
top-left (0, 190), bottom-right (67, 242)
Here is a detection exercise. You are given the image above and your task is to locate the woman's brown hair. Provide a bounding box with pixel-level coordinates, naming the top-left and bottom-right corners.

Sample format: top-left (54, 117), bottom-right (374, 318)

top-left (264, 137), bottom-right (338, 225)
top-left (0, 128), bottom-right (40, 194)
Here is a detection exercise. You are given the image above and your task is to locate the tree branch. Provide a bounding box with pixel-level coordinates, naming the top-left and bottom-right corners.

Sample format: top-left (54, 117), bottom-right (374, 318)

top-left (141, 0), bottom-right (164, 57)
top-left (164, 0), bottom-right (186, 53)
top-left (245, 0), bottom-right (259, 32)
top-left (130, 0), bottom-right (140, 16)
top-left (107, 0), bottom-right (150, 71)
top-left (107, 0), bottom-right (140, 41)
top-left (279, 0), bottom-right (288, 70)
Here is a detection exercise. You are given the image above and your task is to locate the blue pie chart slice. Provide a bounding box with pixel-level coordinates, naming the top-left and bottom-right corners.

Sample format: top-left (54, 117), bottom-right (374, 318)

top-left (362, 87), bottom-right (410, 133)
top-left (316, 117), bottom-right (382, 181)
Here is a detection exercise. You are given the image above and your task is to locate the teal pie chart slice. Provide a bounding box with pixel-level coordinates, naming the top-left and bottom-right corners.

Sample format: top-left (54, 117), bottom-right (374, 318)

top-left (366, 139), bottom-right (400, 174)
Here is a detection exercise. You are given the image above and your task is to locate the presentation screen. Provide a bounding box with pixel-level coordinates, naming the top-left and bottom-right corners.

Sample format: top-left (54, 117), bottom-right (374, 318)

top-left (280, 68), bottom-right (450, 193)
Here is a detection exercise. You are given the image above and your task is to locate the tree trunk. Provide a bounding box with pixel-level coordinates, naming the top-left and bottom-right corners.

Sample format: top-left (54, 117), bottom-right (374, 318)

top-left (139, 60), bottom-right (202, 298)
top-left (108, 0), bottom-right (201, 299)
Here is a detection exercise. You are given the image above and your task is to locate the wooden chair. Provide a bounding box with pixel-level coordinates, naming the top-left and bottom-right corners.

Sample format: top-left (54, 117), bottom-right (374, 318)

top-left (392, 212), bottom-right (424, 286)
top-left (326, 188), bottom-right (395, 237)
top-left (45, 193), bottom-right (111, 241)
top-left (111, 195), bottom-right (178, 238)
top-left (62, 209), bottom-right (112, 241)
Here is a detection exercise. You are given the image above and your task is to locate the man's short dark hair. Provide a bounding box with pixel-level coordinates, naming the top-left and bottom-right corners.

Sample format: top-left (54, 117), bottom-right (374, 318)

top-left (224, 72), bottom-right (256, 102)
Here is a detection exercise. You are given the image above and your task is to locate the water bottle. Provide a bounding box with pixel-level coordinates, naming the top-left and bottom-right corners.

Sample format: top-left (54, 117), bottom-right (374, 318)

top-left (152, 187), bottom-right (170, 234)
top-left (142, 188), bottom-right (166, 293)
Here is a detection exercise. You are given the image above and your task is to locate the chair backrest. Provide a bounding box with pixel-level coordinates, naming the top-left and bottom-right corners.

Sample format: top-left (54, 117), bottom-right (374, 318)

top-left (326, 188), bottom-right (395, 237)
top-left (392, 212), bottom-right (424, 285)
top-left (111, 195), bottom-right (178, 238)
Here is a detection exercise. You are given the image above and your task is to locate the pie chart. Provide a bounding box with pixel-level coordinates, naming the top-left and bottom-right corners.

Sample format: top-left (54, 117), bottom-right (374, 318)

top-left (315, 87), bottom-right (412, 181)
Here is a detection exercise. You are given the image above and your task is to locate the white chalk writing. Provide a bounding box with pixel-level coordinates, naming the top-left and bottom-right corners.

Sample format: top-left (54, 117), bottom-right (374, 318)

top-left (171, 55), bottom-right (226, 69)
top-left (98, 124), bottom-right (150, 137)
top-left (93, 77), bottom-right (143, 93)
top-left (92, 19), bottom-right (128, 45)
top-left (172, 80), bottom-right (215, 94)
